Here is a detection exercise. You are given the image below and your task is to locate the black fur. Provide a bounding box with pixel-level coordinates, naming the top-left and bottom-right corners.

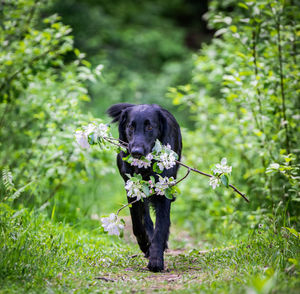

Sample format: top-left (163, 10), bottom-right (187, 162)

top-left (107, 103), bottom-right (182, 272)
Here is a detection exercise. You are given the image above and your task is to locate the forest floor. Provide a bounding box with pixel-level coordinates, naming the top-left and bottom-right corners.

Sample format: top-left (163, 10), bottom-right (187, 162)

top-left (0, 207), bottom-right (299, 294)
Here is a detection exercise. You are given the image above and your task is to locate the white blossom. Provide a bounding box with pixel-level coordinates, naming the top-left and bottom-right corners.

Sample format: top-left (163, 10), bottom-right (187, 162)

top-left (125, 179), bottom-right (146, 201)
top-left (83, 123), bottom-right (109, 141)
top-left (269, 163), bottom-right (280, 170)
top-left (95, 64), bottom-right (104, 76)
top-left (213, 158), bottom-right (232, 175)
top-left (146, 153), bottom-right (153, 161)
top-left (84, 123), bottom-right (97, 136)
top-left (157, 144), bottom-right (177, 171)
top-left (209, 176), bottom-right (220, 189)
top-left (155, 176), bottom-right (175, 196)
top-left (101, 213), bottom-right (124, 236)
top-left (97, 123), bottom-right (109, 138)
top-left (75, 130), bottom-right (90, 149)
top-left (130, 153), bottom-right (153, 169)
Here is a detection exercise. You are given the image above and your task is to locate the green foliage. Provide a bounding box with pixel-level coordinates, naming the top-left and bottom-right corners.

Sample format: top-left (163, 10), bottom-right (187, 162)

top-left (0, 202), bottom-right (138, 291)
top-left (1, 0), bottom-right (299, 292)
top-left (47, 0), bottom-right (194, 124)
top-left (0, 0), bottom-right (119, 219)
top-left (0, 200), bottom-right (299, 293)
top-left (169, 0), bottom-right (300, 236)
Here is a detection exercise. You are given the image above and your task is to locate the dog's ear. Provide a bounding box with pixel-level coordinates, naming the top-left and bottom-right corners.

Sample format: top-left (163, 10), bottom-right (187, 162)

top-left (106, 103), bottom-right (134, 123)
top-left (118, 108), bottom-right (130, 142)
top-left (158, 109), bottom-right (168, 144)
top-left (107, 103), bottom-right (134, 142)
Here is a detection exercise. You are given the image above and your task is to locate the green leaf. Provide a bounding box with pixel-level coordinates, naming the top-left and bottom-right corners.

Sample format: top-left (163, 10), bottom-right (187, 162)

top-left (152, 140), bottom-right (162, 154)
top-left (9, 182), bottom-right (33, 202)
top-left (142, 184), bottom-right (150, 196)
top-left (171, 185), bottom-right (180, 195)
top-left (238, 2), bottom-right (248, 10)
top-left (165, 188), bottom-right (174, 200)
top-left (88, 134), bottom-right (95, 145)
top-left (123, 154), bottom-right (133, 163)
top-left (74, 48), bottom-right (81, 57)
top-left (283, 227), bottom-right (300, 239)
top-left (221, 174), bottom-right (229, 188)
top-left (153, 162), bottom-right (163, 173)
top-left (230, 25), bottom-right (237, 33)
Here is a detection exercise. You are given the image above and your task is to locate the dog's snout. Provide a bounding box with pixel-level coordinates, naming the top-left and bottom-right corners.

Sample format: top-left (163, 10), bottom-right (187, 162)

top-left (131, 146), bottom-right (144, 158)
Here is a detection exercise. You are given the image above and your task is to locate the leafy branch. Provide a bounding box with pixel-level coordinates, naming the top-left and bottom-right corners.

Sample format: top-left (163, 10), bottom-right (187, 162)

top-left (174, 160), bottom-right (249, 203)
top-left (75, 122), bottom-right (250, 236)
top-left (76, 123), bottom-right (249, 203)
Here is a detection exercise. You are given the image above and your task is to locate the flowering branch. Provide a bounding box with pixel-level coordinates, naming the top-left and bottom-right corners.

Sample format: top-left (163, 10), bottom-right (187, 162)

top-left (175, 160), bottom-right (249, 203)
top-left (116, 198), bottom-right (140, 216)
top-left (75, 122), bottom-right (249, 236)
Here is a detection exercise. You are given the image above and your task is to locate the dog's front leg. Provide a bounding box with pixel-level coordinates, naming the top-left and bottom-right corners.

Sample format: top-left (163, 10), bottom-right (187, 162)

top-left (147, 197), bottom-right (171, 272)
top-left (128, 198), bottom-right (152, 256)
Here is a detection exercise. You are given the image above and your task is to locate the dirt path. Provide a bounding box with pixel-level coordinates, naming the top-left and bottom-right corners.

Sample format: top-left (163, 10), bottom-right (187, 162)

top-left (119, 216), bottom-right (209, 292)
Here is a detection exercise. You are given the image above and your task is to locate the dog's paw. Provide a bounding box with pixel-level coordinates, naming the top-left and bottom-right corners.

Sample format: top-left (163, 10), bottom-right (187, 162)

top-left (147, 257), bottom-right (164, 272)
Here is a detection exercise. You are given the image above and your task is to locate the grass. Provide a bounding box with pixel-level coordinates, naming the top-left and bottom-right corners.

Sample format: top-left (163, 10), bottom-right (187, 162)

top-left (0, 202), bottom-right (299, 294)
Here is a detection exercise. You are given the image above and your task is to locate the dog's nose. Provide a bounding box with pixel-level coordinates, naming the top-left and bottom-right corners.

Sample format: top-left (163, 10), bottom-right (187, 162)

top-left (131, 147), bottom-right (144, 158)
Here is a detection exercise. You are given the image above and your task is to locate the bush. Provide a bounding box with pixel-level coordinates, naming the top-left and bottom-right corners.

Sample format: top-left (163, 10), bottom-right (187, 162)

top-left (169, 0), bottom-right (300, 238)
top-left (0, 0), bottom-right (119, 221)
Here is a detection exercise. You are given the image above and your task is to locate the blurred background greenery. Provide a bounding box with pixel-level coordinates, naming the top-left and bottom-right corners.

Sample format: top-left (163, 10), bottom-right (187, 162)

top-left (1, 0), bottom-right (299, 244)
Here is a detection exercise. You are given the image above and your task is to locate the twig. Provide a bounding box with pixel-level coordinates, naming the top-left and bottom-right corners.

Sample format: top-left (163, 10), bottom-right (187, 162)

top-left (175, 160), bottom-right (212, 178)
top-left (116, 198), bottom-right (140, 216)
top-left (173, 167), bottom-right (191, 186)
top-left (102, 138), bottom-right (249, 203)
top-left (95, 277), bottom-right (114, 282)
top-left (228, 184), bottom-right (249, 203)
top-left (102, 136), bottom-right (129, 148)
top-left (104, 136), bottom-right (129, 147)
top-left (176, 160), bottom-right (249, 202)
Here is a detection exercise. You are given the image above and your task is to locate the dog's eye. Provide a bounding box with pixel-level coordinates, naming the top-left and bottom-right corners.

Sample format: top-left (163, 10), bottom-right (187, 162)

top-left (128, 125), bottom-right (134, 131)
top-left (146, 125), bottom-right (153, 131)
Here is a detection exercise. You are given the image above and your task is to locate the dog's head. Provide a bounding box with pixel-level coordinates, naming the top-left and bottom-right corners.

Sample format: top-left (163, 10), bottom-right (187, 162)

top-left (107, 103), bottom-right (167, 158)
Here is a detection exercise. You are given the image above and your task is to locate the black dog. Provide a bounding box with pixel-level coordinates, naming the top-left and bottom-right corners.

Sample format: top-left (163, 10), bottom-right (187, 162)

top-left (107, 103), bottom-right (182, 272)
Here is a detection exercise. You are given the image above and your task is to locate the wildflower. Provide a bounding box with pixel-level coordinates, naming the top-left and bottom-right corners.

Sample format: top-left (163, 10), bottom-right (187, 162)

top-left (101, 213), bottom-right (124, 236)
top-left (155, 176), bottom-right (175, 196)
top-left (213, 158), bottom-right (232, 175)
top-left (75, 130), bottom-right (90, 149)
top-left (209, 176), bottom-right (220, 190)
top-left (125, 179), bottom-right (146, 201)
